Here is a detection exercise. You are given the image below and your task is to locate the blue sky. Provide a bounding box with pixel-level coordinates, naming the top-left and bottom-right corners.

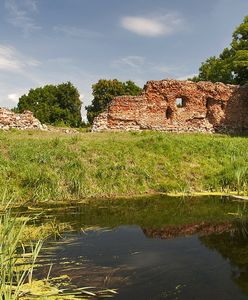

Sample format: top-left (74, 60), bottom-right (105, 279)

top-left (0, 0), bottom-right (247, 119)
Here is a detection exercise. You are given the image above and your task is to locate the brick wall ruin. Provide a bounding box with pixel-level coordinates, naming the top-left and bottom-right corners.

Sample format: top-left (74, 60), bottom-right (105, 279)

top-left (0, 108), bottom-right (46, 130)
top-left (92, 80), bottom-right (248, 134)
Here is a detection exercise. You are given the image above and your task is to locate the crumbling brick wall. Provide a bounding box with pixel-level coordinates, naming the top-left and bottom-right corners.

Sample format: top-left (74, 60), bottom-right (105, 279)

top-left (92, 80), bottom-right (248, 134)
top-left (0, 108), bottom-right (46, 130)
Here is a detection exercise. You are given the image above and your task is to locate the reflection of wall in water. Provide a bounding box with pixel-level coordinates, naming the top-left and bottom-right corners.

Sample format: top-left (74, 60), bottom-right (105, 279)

top-left (142, 222), bottom-right (233, 239)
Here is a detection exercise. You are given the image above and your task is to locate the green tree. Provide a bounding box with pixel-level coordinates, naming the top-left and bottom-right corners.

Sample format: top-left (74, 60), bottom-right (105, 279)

top-left (192, 49), bottom-right (235, 84)
top-left (232, 15), bottom-right (248, 84)
top-left (192, 16), bottom-right (248, 85)
top-left (86, 79), bottom-right (142, 124)
top-left (17, 82), bottom-right (82, 127)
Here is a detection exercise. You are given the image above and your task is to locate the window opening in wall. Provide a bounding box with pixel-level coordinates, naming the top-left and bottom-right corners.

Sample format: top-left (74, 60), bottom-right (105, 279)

top-left (166, 107), bottom-right (173, 119)
top-left (176, 97), bottom-right (186, 108)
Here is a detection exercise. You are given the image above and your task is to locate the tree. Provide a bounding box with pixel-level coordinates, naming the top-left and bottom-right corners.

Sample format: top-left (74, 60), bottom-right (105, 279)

top-left (123, 80), bottom-right (143, 95)
top-left (17, 82), bottom-right (82, 127)
top-left (232, 15), bottom-right (248, 84)
top-left (192, 49), bottom-right (235, 84)
top-left (192, 16), bottom-right (248, 85)
top-left (86, 79), bottom-right (142, 124)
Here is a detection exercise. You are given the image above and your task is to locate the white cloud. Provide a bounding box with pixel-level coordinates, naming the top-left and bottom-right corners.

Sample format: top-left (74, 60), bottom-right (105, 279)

top-left (53, 25), bottom-right (102, 39)
top-left (113, 56), bottom-right (145, 68)
top-left (5, 0), bottom-right (41, 36)
top-left (120, 13), bottom-right (184, 37)
top-left (0, 45), bottom-right (23, 71)
top-left (113, 56), bottom-right (180, 78)
top-left (0, 44), bottom-right (41, 72)
top-left (7, 93), bottom-right (19, 103)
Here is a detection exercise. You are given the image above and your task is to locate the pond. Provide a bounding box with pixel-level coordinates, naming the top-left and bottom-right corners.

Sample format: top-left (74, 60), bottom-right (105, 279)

top-left (25, 195), bottom-right (248, 299)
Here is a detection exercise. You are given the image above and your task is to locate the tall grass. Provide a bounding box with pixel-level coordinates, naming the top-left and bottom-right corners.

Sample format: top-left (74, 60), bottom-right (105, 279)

top-left (0, 204), bottom-right (42, 299)
top-left (0, 130), bottom-right (247, 203)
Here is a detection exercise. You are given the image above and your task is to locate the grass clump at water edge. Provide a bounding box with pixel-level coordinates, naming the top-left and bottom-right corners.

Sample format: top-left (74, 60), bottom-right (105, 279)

top-left (0, 202), bottom-right (43, 299)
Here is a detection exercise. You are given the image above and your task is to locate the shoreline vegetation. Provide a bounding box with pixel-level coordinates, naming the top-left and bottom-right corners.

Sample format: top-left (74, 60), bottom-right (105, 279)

top-left (1, 126), bottom-right (247, 299)
top-left (0, 130), bottom-right (248, 207)
top-left (0, 200), bottom-right (118, 299)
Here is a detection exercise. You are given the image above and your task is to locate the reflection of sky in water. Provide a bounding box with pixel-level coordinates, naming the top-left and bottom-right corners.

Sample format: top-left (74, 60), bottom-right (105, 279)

top-left (41, 225), bottom-right (248, 300)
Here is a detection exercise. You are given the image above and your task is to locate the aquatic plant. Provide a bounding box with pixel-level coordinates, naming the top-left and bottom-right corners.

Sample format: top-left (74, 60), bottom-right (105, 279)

top-left (231, 203), bottom-right (248, 238)
top-left (0, 197), bottom-right (118, 299)
top-left (0, 207), bottom-right (42, 299)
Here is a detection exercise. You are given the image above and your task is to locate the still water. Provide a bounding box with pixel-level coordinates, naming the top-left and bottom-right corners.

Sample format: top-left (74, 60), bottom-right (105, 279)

top-left (31, 195), bottom-right (248, 299)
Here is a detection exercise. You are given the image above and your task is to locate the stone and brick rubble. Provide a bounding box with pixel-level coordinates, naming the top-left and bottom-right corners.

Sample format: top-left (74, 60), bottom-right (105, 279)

top-left (0, 108), bottom-right (46, 130)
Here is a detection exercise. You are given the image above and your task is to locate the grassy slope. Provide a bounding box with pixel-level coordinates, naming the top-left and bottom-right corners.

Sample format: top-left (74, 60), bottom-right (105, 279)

top-left (0, 130), bottom-right (247, 204)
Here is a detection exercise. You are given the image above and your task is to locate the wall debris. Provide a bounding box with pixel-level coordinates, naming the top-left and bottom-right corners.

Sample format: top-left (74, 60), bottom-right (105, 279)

top-left (0, 108), bottom-right (46, 130)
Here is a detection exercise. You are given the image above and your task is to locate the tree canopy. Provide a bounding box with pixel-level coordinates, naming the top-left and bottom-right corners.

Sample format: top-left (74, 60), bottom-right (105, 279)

top-left (192, 15), bottom-right (248, 84)
top-left (86, 79), bottom-right (142, 124)
top-left (232, 15), bottom-right (248, 83)
top-left (17, 82), bottom-right (82, 127)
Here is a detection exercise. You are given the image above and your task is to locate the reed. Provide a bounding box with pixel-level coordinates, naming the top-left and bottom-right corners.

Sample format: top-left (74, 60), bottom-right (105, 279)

top-left (0, 204), bottom-right (42, 299)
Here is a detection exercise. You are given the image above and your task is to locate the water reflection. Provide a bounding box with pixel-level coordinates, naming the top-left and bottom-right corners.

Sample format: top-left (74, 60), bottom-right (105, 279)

top-left (29, 196), bottom-right (248, 299)
top-left (200, 221), bottom-right (248, 298)
top-left (39, 224), bottom-right (248, 299)
top-left (143, 222), bottom-right (233, 239)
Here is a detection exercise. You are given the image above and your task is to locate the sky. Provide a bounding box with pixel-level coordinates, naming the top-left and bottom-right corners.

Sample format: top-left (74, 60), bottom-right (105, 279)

top-left (0, 0), bottom-right (248, 120)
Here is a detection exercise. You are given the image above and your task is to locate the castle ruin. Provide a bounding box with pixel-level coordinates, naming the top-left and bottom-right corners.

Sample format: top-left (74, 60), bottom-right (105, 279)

top-left (92, 80), bottom-right (248, 134)
top-left (0, 108), bottom-right (46, 130)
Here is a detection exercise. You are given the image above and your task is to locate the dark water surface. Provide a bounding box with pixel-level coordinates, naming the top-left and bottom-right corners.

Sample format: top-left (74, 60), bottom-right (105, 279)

top-left (32, 195), bottom-right (248, 299)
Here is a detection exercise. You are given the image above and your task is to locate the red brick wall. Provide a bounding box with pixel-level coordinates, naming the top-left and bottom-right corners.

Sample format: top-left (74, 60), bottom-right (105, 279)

top-left (92, 80), bottom-right (248, 134)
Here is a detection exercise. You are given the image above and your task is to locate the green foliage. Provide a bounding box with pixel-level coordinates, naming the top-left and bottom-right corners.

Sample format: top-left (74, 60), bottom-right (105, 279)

top-left (192, 49), bottom-right (235, 83)
top-left (193, 16), bottom-right (248, 84)
top-left (123, 80), bottom-right (143, 95)
top-left (86, 79), bottom-right (142, 124)
top-left (231, 16), bottom-right (248, 84)
top-left (17, 82), bottom-right (82, 127)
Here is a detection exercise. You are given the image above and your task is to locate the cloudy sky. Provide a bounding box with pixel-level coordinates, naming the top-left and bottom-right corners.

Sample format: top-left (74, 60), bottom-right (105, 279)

top-left (0, 0), bottom-right (247, 119)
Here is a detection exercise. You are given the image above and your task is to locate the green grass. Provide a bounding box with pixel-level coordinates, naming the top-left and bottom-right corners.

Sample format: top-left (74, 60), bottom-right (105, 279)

top-left (0, 130), bottom-right (248, 204)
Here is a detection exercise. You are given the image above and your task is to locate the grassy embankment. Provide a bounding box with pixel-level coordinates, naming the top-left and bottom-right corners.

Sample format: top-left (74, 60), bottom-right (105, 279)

top-left (0, 130), bottom-right (247, 205)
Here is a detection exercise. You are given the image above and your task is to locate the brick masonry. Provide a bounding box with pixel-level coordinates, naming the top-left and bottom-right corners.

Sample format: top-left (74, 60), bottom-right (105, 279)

top-left (0, 108), bottom-right (46, 130)
top-left (92, 80), bottom-right (248, 134)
